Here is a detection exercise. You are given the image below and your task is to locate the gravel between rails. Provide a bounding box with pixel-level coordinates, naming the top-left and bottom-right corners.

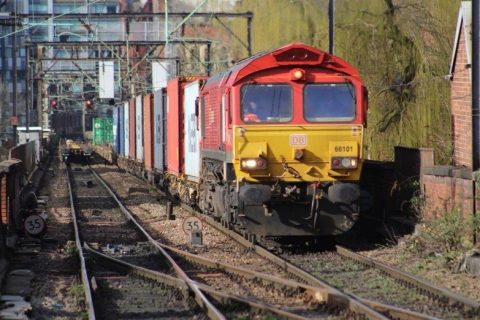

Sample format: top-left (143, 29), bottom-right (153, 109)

top-left (89, 262), bottom-right (202, 320)
top-left (27, 158), bottom-right (86, 320)
top-left (91, 162), bottom-right (352, 319)
top-left (284, 251), bottom-right (478, 320)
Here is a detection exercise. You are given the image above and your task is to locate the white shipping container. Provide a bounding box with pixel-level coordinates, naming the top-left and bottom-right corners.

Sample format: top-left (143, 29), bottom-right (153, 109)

top-left (112, 107), bottom-right (118, 155)
top-left (183, 81), bottom-right (201, 180)
top-left (123, 101), bottom-right (129, 157)
top-left (135, 95), bottom-right (144, 161)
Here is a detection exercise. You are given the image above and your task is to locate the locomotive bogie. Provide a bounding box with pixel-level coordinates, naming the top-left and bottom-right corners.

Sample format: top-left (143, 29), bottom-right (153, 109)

top-left (237, 182), bottom-right (359, 236)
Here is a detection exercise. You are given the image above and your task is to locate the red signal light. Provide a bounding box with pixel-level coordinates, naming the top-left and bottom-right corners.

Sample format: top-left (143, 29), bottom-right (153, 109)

top-left (85, 99), bottom-right (93, 108)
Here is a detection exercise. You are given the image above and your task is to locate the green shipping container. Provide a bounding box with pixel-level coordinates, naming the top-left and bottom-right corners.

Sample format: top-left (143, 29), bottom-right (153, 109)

top-left (93, 117), bottom-right (113, 145)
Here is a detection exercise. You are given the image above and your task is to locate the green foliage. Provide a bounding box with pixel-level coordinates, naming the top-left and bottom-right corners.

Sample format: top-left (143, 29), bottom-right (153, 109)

top-left (430, 208), bottom-right (464, 252)
top-left (400, 179), bottom-right (423, 218)
top-left (231, 0), bottom-right (462, 163)
top-left (68, 282), bottom-right (85, 304)
top-left (65, 241), bottom-right (79, 258)
top-left (407, 208), bottom-right (476, 259)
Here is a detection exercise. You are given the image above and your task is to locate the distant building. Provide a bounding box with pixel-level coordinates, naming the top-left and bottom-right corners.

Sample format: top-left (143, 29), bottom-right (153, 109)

top-left (449, 1), bottom-right (472, 167)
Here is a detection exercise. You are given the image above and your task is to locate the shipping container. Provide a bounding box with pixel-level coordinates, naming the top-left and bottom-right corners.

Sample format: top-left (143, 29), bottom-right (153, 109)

top-left (143, 94), bottom-right (154, 171)
top-left (153, 89), bottom-right (166, 172)
top-left (135, 95), bottom-right (143, 162)
top-left (92, 117), bottom-right (113, 145)
top-left (129, 99), bottom-right (136, 159)
top-left (112, 107), bottom-right (119, 155)
top-left (119, 104), bottom-right (125, 156)
top-left (167, 77), bottom-right (205, 176)
top-left (92, 118), bottom-right (104, 145)
top-left (123, 101), bottom-right (129, 158)
top-left (183, 81), bottom-right (201, 180)
top-left (166, 79), bottom-right (184, 175)
top-left (105, 118), bottom-right (113, 144)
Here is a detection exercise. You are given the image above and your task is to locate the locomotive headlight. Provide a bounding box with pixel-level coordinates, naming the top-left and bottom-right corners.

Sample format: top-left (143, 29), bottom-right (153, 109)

top-left (341, 158), bottom-right (351, 167)
top-left (331, 157), bottom-right (358, 169)
top-left (240, 157), bottom-right (267, 170)
top-left (290, 68), bottom-right (306, 81)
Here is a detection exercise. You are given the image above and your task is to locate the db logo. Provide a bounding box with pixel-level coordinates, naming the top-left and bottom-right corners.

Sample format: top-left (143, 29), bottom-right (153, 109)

top-left (289, 134), bottom-right (307, 147)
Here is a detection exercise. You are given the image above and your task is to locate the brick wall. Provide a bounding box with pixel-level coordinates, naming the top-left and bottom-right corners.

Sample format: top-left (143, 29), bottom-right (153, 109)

top-left (451, 20), bottom-right (473, 167)
top-left (422, 167), bottom-right (474, 219)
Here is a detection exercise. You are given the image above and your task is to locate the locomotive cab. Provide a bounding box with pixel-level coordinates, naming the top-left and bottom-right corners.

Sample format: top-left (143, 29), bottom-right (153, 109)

top-left (199, 43), bottom-right (368, 238)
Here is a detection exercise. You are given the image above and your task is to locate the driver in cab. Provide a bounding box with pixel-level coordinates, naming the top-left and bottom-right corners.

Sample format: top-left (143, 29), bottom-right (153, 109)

top-left (243, 100), bottom-right (261, 122)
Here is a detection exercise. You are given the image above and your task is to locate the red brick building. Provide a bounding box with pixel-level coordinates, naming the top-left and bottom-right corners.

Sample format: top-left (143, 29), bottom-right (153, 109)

top-left (450, 1), bottom-right (472, 167)
top-left (421, 2), bottom-right (478, 219)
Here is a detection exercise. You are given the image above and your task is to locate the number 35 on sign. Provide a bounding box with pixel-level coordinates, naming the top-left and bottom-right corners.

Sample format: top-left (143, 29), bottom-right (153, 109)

top-left (24, 214), bottom-right (46, 236)
top-left (182, 216), bottom-right (203, 235)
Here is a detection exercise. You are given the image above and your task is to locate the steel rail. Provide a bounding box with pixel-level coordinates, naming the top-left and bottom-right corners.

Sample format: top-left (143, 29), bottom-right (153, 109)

top-left (89, 167), bottom-right (226, 320)
top-left (89, 164), bottom-right (387, 319)
top-left (179, 204), bottom-right (443, 320)
top-left (66, 165), bottom-right (97, 320)
top-left (363, 299), bottom-right (441, 320)
top-left (157, 242), bottom-right (439, 319)
top-left (335, 245), bottom-right (480, 313)
top-left (89, 167), bottom-right (377, 317)
top-left (157, 241), bottom-right (347, 305)
top-left (83, 243), bottom-right (316, 320)
top-left (88, 161), bottom-right (443, 320)
top-left (83, 243), bottom-right (189, 292)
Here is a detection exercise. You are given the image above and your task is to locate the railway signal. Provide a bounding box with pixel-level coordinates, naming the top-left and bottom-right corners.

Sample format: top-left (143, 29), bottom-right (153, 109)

top-left (50, 99), bottom-right (57, 109)
top-left (85, 99), bottom-right (94, 109)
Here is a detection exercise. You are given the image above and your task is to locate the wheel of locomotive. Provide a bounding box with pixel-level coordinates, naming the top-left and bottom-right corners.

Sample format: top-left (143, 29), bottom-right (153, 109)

top-left (199, 159), bottom-right (233, 223)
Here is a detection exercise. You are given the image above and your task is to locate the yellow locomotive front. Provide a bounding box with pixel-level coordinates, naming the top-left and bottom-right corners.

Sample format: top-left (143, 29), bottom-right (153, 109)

top-left (229, 55), bottom-right (368, 238)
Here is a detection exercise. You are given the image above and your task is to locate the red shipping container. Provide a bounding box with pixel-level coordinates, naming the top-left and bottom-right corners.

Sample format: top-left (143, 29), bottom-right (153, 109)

top-left (129, 98), bottom-right (136, 160)
top-left (166, 79), bottom-right (183, 175)
top-left (143, 94), bottom-right (154, 170)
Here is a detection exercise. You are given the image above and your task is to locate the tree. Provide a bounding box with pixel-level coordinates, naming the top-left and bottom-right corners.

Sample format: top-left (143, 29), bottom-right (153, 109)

top-left (231, 0), bottom-right (461, 163)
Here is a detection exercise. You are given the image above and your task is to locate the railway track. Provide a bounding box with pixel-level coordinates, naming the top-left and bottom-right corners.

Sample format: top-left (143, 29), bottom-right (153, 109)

top-left (67, 164), bottom-right (205, 319)
top-left (88, 160), bottom-right (480, 320)
top-left (69, 163), bottom-right (375, 319)
top-left (179, 199), bottom-right (480, 319)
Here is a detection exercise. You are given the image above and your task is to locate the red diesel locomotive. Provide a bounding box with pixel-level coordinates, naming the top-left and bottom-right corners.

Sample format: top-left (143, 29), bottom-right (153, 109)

top-left (108, 43), bottom-right (369, 240)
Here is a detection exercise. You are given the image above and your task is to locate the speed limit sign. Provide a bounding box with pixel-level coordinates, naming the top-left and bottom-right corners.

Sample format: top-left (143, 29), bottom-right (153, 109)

top-left (24, 214), bottom-right (46, 236)
top-left (182, 216), bottom-right (203, 235)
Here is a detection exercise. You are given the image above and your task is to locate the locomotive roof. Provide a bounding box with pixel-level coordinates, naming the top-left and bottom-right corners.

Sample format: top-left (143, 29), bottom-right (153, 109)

top-left (203, 43), bottom-right (362, 90)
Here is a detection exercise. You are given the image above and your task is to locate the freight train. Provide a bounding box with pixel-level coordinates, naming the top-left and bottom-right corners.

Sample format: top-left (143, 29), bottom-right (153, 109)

top-left (98, 43), bottom-right (369, 241)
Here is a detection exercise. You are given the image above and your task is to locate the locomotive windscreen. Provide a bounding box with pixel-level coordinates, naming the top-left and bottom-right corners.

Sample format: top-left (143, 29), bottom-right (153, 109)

top-left (304, 83), bottom-right (355, 122)
top-left (241, 84), bottom-right (292, 123)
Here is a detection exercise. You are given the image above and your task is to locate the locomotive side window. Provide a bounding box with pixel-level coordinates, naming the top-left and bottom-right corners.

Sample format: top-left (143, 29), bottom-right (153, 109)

top-left (241, 84), bottom-right (292, 123)
top-left (304, 83), bottom-right (355, 122)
